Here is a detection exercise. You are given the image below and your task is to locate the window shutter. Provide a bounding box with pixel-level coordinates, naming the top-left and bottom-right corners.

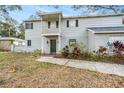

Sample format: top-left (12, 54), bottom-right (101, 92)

top-left (48, 21), bottom-right (51, 28)
top-left (76, 20), bottom-right (78, 27)
top-left (67, 20), bottom-right (69, 27)
top-left (56, 21), bottom-right (59, 28)
top-left (27, 40), bottom-right (31, 46)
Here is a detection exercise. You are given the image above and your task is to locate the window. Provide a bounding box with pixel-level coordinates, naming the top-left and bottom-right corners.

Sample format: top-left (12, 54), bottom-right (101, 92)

top-left (48, 21), bottom-right (51, 28)
top-left (75, 20), bottom-right (78, 27)
top-left (69, 39), bottom-right (76, 46)
top-left (27, 40), bottom-right (31, 46)
top-left (56, 21), bottom-right (59, 28)
top-left (67, 20), bottom-right (69, 27)
top-left (25, 23), bottom-right (33, 29)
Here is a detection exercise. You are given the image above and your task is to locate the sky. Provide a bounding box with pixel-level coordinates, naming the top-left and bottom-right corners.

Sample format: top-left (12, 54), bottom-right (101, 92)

top-left (9, 5), bottom-right (80, 23)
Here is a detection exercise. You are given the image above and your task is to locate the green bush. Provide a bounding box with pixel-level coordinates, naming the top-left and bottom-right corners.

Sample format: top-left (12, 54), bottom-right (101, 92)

top-left (32, 49), bottom-right (42, 57)
top-left (61, 46), bottom-right (69, 58)
top-left (60, 43), bottom-right (124, 64)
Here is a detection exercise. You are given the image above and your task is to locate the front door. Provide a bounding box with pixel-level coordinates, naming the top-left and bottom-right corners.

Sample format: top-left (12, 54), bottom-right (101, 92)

top-left (50, 39), bottom-right (56, 54)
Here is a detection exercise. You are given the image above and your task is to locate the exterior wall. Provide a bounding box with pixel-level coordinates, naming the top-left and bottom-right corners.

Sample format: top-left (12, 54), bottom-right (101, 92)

top-left (25, 22), bottom-right (42, 52)
top-left (89, 33), bottom-right (124, 52)
top-left (13, 40), bottom-right (25, 52)
top-left (0, 40), bottom-right (11, 51)
top-left (88, 31), bottom-right (95, 52)
top-left (24, 15), bottom-right (124, 53)
top-left (42, 36), bottom-right (58, 54)
top-left (61, 16), bottom-right (123, 49)
top-left (0, 39), bottom-right (25, 52)
top-left (94, 34), bottom-right (109, 51)
top-left (42, 20), bottom-right (59, 34)
top-left (13, 45), bottom-right (25, 52)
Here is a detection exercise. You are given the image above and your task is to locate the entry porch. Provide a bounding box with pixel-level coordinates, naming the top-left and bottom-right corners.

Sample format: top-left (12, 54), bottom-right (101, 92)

top-left (41, 35), bottom-right (61, 54)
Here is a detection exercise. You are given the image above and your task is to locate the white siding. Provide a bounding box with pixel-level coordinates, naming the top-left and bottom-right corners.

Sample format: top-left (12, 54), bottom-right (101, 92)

top-left (61, 16), bottom-right (123, 49)
top-left (42, 20), bottom-right (59, 34)
top-left (91, 34), bottom-right (124, 52)
top-left (94, 34), bottom-right (109, 51)
top-left (25, 22), bottom-right (42, 52)
top-left (88, 31), bottom-right (95, 52)
top-left (43, 37), bottom-right (59, 54)
top-left (24, 15), bottom-right (124, 53)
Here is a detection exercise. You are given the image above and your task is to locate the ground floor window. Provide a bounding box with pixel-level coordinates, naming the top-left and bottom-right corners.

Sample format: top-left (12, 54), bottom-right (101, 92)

top-left (27, 40), bottom-right (31, 46)
top-left (69, 39), bottom-right (76, 46)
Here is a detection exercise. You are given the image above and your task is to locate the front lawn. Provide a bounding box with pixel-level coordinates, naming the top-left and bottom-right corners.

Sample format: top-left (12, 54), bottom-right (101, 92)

top-left (0, 52), bottom-right (124, 88)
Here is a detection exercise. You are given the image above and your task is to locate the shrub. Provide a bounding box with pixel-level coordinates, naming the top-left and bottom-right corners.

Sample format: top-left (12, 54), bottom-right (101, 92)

top-left (32, 49), bottom-right (42, 57)
top-left (69, 42), bottom-right (86, 53)
top-left (72, 47), bottom-right (81, 58)
top-left (113, 41), bottom-right (124, 56)
top-left (60, 42), bottom-right (124, 65)
top-left (61, 46), bottom-right (69, 58)
top-left (97, 46), bottom-right (108, 56)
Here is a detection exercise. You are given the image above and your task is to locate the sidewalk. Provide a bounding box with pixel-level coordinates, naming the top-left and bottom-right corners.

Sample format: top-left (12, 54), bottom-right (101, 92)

top-left (37, 56), bottom-right (124, 77)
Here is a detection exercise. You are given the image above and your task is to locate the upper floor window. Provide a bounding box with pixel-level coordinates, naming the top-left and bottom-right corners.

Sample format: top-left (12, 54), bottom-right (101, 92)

top-left (56, 21), bottom-right (59, 28)
top-left (25, 23), bottom-right (33, 29)
top-left (75, 20), bottom-right (78, 27)
top-left (27, 40), bottom-right (31, 46)
top-left (67, 20), bottom-right (69, 27)
top-left (48, 21), bottom-right (51, 28)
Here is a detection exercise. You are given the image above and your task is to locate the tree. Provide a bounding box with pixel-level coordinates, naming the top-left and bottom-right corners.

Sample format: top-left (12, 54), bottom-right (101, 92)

top-left (50, 5), bottom-right (124, 15)
top-left (28, 10), bottom-right (41, 20)
top-left (16, 23), bottom-right (25, 39)
top-left (0, 5), bottom-right (22, 20)
top-left (0, 5), bottom-right (22, 37)
top-left (0, 19), bottom-right (18, 37)
top-left (72, 5), bottom-right (124, 15)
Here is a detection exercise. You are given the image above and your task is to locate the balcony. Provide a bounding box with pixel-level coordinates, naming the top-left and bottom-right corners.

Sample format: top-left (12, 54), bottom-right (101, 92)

top-left (41, 29), bottom-right (60, 36)
top-left (40, 12), bottom-right (62, 36)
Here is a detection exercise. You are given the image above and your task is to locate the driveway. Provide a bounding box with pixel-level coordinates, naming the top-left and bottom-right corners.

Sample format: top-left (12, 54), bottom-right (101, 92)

top-left (37, 56), bottom-right (124, 77)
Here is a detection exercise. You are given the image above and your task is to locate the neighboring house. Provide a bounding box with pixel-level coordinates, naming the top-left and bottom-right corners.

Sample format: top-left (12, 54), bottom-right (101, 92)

top-left (0, 37), bottom-right (25, 52)
top-left (24, 12), bottom-right (124, 54)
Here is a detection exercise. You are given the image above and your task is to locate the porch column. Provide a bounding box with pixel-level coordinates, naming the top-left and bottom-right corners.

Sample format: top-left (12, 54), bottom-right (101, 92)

top-left (41, 18), bottom-right (44, 54)
top-left (58, 14), bottom-right (61, 53)
top-left (58, 36), bottom-right (61, 53)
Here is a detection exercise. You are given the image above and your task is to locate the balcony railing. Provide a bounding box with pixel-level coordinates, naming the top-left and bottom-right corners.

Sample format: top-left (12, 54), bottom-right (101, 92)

top-left (41, 29), bottom-right (60, 35)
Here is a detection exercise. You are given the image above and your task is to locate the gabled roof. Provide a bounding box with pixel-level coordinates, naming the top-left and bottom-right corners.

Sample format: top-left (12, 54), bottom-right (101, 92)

top-left (87, 26), bottom-right (124, 34)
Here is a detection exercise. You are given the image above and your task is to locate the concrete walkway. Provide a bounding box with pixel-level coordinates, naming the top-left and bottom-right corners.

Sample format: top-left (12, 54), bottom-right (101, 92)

top-left (37, 56), bottom-right (124, 77)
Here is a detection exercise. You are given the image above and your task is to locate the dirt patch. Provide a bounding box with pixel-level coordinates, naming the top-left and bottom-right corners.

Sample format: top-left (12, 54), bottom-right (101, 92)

top-left (0, 52), bottom-right (124, 88)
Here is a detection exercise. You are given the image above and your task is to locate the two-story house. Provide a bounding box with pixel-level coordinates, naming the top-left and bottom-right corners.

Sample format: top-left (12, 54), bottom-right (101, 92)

top-left (24, 12), bottom-right (124, 54)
